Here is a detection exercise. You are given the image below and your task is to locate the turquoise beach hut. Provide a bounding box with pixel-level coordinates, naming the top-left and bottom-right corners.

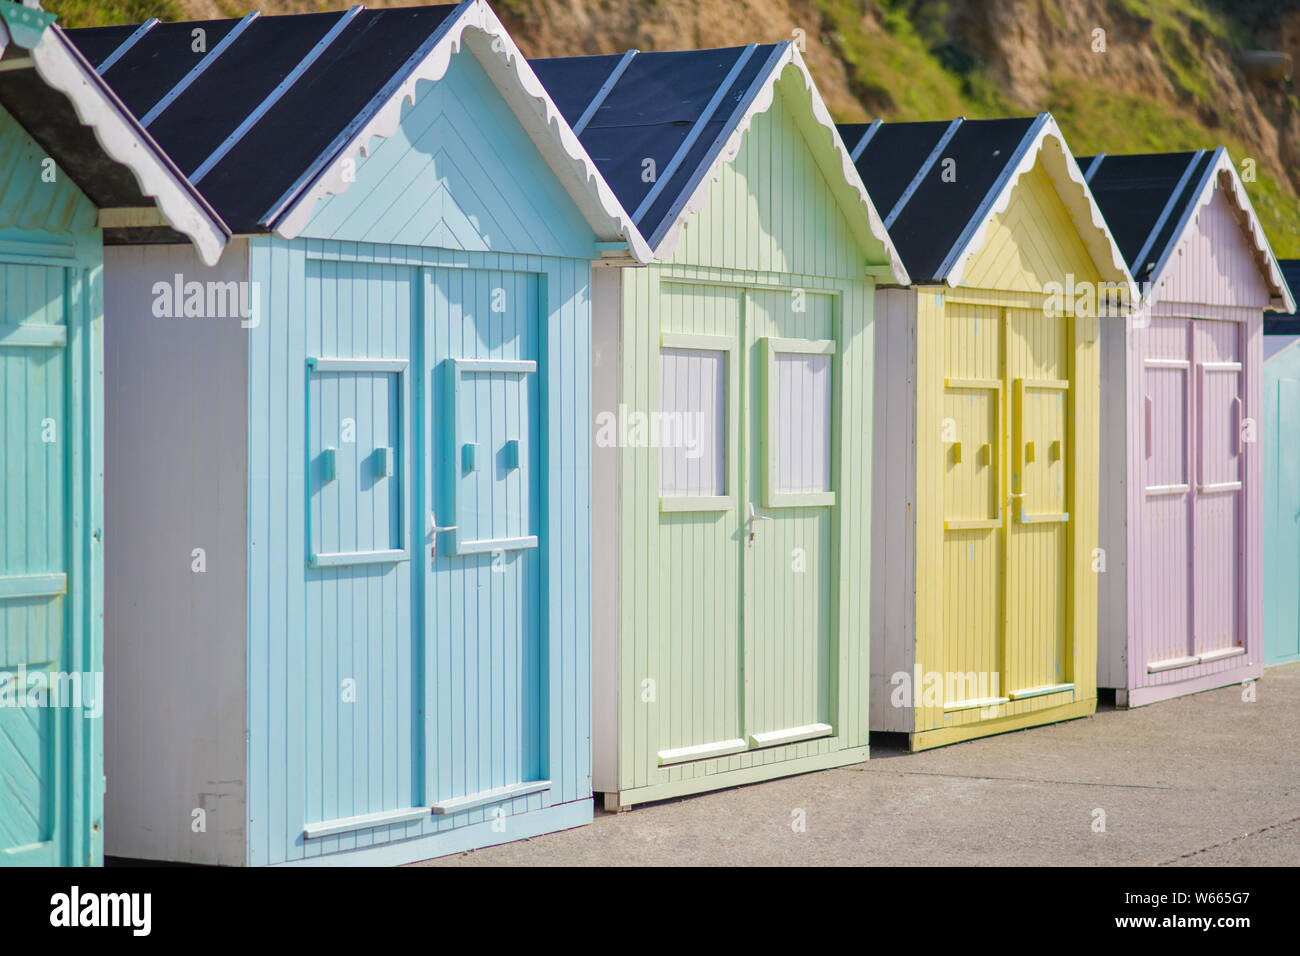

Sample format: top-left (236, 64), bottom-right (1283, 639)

top-left (1264, 259), bottom-right (1300, 666)
top-left (0, 0), bottom-right (225, 866)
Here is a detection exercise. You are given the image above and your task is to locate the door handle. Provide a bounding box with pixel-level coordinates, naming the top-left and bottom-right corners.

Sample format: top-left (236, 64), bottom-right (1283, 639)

top-left (1232, 395), bottom-right (1243, 455)
top-left (1144, 395), bottom-right (1153, 458)
top-left (429, 513), bottom-right (458, 560)
top-left (746, 501), bottom-right (770, 547)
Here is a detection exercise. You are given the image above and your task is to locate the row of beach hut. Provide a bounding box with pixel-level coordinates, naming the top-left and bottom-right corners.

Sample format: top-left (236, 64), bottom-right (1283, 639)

top-left (0, 0), bottom-right (1294, 866)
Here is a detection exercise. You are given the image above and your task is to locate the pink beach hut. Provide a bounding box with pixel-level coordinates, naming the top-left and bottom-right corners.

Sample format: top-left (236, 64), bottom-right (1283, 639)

top-left (1080, 148), bottom-right (1294, 706)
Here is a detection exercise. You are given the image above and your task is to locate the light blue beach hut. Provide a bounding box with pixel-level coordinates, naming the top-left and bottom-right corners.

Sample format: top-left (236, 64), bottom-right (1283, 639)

top-left (71, 0), bottom-right (646, 865)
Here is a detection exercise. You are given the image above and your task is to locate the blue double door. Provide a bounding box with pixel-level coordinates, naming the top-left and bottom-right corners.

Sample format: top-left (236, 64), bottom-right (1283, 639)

top-left (423, 267), bottom-right (546, 810)
top-left (307, 264), bottom-right (545, 821)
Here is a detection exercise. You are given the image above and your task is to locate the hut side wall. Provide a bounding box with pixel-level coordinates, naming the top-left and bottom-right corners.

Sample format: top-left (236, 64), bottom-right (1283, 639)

top-left (590, 263), bottom-right (622, 795)
top-left (870, 287), bottom-right (917, 733)
top-left (1098, 313), bottom-right (1129, 689)
top-left (100, 241), bottom-right (251, 865)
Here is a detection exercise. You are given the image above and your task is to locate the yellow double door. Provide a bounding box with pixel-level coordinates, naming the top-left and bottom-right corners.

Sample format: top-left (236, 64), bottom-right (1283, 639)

top-left (938, 302), bottom-right (1074, 717)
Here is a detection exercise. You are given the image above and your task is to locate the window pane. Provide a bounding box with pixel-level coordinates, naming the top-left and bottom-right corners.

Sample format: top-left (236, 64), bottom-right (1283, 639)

top-left (772, 352), bottom-right (831, 494)
top-left (659, 348), bottom-right (725, 496)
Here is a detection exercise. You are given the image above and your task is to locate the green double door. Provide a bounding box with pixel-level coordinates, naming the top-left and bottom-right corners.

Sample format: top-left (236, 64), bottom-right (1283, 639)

top-left (654, 282), bottom-right (837, 768)
top-left (0, 251), bottom-right (100, 866)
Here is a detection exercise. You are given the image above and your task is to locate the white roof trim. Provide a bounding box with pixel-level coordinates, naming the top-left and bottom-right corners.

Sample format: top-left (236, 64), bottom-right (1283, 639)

top-left (943, 114), bottom-right (1137, 303)
top-left (1143, 149), bottom-right (1295, 314)
top-left (649, 44), bottom-right (908, 284)
top-left (0, 19), bottom-right (229, 265)
top-left (269, 0), bottom-right (651, 263)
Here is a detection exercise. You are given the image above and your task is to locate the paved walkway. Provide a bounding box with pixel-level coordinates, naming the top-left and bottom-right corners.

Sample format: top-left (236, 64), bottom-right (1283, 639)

top-left (417, 661), bottom-right (1300, 866)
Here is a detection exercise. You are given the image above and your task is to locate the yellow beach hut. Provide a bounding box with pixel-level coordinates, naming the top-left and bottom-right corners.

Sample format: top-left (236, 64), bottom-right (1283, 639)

top-left (839, 114), bottom-right (1136, 750)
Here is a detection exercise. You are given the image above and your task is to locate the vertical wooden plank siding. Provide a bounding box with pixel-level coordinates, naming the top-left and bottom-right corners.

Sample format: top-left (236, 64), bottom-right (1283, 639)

top-left (238, 46), bottom-right (596, 863)
top-left (1104, 183), bottom-right (1269, 705)
top-left (898, 157), bottom-right (1103, 749)
top-left (869, 288), bottom-right (916, 732)
top-left (0, 104), bottom-right (104, 866)
top-left (100, 243), bottom-right (250, 866)
top-left (590, 266), bottom-right (623, 792)
top-left (1151, 187), bottom-right (1274, 309)
top-left (1264, 340), bottom-right (1300, 665)
top-left (1097, 312), bottom-right (1129, 689)
top-left (247, 239), bottom-right (594, 863)
top-left (601, 85), bottom-right (875, 805)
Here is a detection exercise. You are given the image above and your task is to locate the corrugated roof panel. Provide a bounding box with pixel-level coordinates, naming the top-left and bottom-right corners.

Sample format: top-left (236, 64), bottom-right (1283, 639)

top-left (636, 46), bottom-right (773, 243)
top-left (837, 122), bottom-right (871, 158)
top-left (531, 45), bottom-right (780, 246)
top-left (1267, 259), bottom-right (1300, 332)
top-left (203, 5), bottom-right (459, 231)
top-left (1075, 151), bottom-right (1209, 281)
top-left (136, 11), bottom-right (343, 178)
top-left (529, 53), bottom-right (623, 127)
top-left (67, 24), bottom-right (135, 69)
top-left (91, 19), bottom-right (239, 119)
top-left (891, 117), bottom-right (1036, 282)
top-left (1139, 150), bottom-right (1216, 280)
top-left (847, 120), bottom-right (948, 222)
top-left (847, 117), bottom-right (1035, 283)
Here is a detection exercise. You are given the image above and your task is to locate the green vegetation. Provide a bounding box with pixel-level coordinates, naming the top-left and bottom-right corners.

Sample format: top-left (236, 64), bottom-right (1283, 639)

top-left (42, 0), bottom-right (181, 28)
top-left (814, 0), bottom-right (1012, 119)
top-left (810, 0), bottom-right (1300, 253)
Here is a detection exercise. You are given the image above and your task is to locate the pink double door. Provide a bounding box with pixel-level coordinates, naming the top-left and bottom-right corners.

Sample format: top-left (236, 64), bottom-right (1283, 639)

top-left (1135, 316), bottom-right (1247, 683)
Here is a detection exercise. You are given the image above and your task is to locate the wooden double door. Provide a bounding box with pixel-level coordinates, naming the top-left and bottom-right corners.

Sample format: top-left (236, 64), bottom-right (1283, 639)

top-left (940, 303), bottom-right (1075, 713)
top-left (652, 282), bottom-right (838, 767)
top-left (1134, 316), bottom-right (1245, 679)
top-left (0, 251), bottom-right (98, 866)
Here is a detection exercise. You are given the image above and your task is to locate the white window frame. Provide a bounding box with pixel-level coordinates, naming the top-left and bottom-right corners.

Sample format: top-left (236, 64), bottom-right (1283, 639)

top-left (658, 332), bottom-right (738, 513)
top-left (761, 336), bottom-right (837, 508)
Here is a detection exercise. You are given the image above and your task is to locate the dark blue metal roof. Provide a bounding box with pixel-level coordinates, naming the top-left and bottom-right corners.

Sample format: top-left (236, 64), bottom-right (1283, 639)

top-left (1076, 149), bottom-right (1219, 285)
top-left (1267, 260), bottom-right (1300, 334)
top-left (839, 116), bottom-right (1039, 283)
top-left (66, 4), bottom-right (462, 232)
top-left (530, 44), bottom-right (783, 250)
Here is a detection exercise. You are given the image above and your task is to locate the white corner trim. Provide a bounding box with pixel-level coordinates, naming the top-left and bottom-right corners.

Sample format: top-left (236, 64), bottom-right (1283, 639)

top-left (270, 0), bottom-right (651, 263)
top-left (1144, 149), bottom-right (1295, 314)
top-left (648, 45), bottom-right (910, 284)
top-left (25, 26), bottom-right (228, 265)
top-left (944, 115), bottom-right (1138, 304)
